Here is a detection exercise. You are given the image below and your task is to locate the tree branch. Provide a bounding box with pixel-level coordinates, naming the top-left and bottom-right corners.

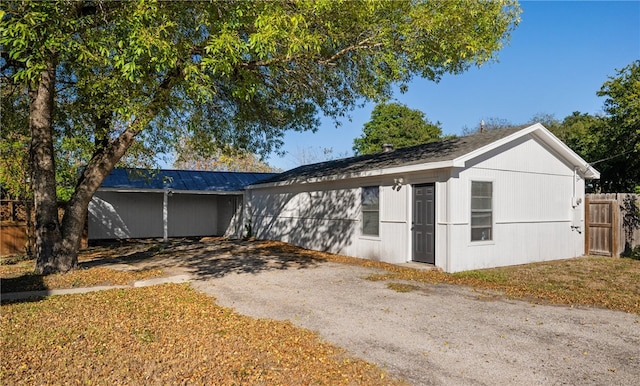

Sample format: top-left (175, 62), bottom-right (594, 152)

top-left (318, 37), bottom-right (382, 65)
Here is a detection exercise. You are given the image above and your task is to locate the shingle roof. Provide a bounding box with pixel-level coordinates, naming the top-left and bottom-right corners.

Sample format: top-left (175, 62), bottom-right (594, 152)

top-left (100, 168), bottom-right (280, 192)
top-left (257, 126), bottom-right (528, 185)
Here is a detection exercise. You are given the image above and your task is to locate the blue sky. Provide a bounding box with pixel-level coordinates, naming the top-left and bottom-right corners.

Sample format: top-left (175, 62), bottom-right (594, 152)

top-left (266, 1), bottom-right (640, 171)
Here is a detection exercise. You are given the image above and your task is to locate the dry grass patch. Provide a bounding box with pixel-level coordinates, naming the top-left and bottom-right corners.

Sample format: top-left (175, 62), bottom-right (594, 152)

top-left (0, 259), bottom-right (163, 293)
top-left (350, 254), bottom-right (640, 315)
top-left (386, 282), bottom-right (421, 293)
top-left (1, 284), bottom-right (402, 385)
top-left (459, 257), bottom-right (640, 314)
top-left (3, 238), bottom-right (638, 316)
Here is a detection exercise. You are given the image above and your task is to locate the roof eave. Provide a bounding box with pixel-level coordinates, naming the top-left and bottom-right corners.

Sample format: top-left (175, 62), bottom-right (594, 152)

top-left (453, 123), bottom-right (601, 180)
top-left (247, 160), bottom-right (457, 189)
top-left (527, 123), bottom-right (601, 180)
top-left (96, 188), bottom-right (244, 195)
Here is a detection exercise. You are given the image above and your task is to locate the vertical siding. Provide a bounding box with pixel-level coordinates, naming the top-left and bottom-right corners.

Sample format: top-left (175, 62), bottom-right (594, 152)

top-left (381, 185), bottom-right (406, 222)
top-left (218, 195), bottom-right (242, 236)
top-left (250, 184), bottom-right (360, 255)
top-left (247, 133), bottom-right (590, 272)
top-left (89, 191), bottom-right (163, 239)
top-left (379, 185), bottom-right (408, 263)
top-left (89, 191), bottom-right (224, 239)
top-left (167, 194), bottom-right (218, 237)
top-left (249, 171), bottom-right (450, 265)
top-left (446, 134), bottom-right (586, 272)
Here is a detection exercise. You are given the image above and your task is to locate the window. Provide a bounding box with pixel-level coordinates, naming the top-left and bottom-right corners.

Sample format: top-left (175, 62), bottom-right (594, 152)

top-left (361, 186), bottom-right (379, 236)
top-left (471, 181), bottom-right (492, 241)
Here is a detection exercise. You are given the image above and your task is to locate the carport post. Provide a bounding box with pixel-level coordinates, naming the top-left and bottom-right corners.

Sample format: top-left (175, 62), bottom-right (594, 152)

top-left (163, 188), bottom-right (170, 243)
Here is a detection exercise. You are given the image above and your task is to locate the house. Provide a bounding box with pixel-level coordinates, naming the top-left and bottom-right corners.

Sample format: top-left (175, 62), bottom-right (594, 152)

top-left (88, 168), bottom-right (278, 241)
top-left (242, 124), bottom-right (600, 273)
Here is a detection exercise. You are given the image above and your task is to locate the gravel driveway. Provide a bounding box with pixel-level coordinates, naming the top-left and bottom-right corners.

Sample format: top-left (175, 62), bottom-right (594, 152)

top-left (191, 260), bottom-right (640, 386)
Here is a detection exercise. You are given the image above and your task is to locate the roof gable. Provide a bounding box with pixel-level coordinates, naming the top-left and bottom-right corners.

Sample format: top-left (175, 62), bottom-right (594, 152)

top-left (253, 123), bottom-right (599, 186)
top-left (99, 168), bottom-right (280, 192)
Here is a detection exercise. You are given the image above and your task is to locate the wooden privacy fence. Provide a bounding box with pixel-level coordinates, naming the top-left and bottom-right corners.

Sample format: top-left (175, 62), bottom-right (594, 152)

top-left (0, 200), bottom-right (87, 257)
top-left (0, 199), bottom-right (32, 256)
top-left (585, 193), bottom-right (640, 257)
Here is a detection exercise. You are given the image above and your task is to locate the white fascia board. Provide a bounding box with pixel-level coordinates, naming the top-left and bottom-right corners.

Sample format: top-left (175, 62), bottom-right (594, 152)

top-left (452, 124), bottom-right (541, 166)
top-left (529, 125), bottom-right (600, 179)
top-left (247, 160), bottom-right (456, 189)
top-left (96, 188), bottom-right (243, 195)
top-left (453, 123), bottom-right (600, 179)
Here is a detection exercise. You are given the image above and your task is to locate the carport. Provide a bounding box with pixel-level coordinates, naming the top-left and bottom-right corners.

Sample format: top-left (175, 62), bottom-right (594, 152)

top-left (88, 168), bottom-right (278, 241)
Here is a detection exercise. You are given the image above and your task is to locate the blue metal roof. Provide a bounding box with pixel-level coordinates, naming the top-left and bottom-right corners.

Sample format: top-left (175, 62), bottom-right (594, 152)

top-left (100, 168), bottom-right (280, 192)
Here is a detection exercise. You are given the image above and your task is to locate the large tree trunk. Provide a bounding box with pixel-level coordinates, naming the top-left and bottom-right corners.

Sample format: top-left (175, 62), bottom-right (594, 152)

top-left (31, 65), bottom-right (177, 273)
top-left (56, 116), bottom-right (136, 265)
top-left (31, 58), bottom-right (69, 274)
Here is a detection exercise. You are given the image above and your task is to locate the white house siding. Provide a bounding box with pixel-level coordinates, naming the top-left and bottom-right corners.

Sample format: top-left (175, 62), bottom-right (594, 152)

top-left (218, 195), bottom-right (242, 236)
top-left (443, 134), bottom-right (586, 272)
top-left (248, 178), bottom-right (416, 263)
top-left (89, 191), bottom-right (226, 239)
top-left (167, 194), bottom-right (218, 237)
top-left (89, 191), bottom-right (164, 239)
top-left (247, 170), bottom-right (452, 265)
top-left (248, 183), bottom-right (361, 256)
top-left (246, 128), bottom-right (592, 273)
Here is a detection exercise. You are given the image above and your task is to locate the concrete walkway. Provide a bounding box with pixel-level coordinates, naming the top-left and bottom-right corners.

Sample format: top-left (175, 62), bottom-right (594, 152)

top-left (0, 274), bottom-right (192, 302)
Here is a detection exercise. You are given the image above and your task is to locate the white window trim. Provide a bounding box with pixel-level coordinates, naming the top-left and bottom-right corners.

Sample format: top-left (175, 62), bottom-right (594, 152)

top-left (361, 186), bottom-right (380, 237)
top-left (470, 180), bottom-right (494, 243)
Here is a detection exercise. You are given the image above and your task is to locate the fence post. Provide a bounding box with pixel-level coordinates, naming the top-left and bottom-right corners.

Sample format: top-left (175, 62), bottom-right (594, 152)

top-left (584, 195), bottom-right (590, 256)
top-left (612, 200), bottom-right (619, 257)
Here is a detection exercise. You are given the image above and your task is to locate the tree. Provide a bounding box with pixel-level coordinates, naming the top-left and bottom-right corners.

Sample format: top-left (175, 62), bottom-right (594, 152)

top-left (173, 141), bottom-right (277, 172)
top-left (291, 146), bottom-right (351, 166)
top-left (1, 0), bottom-right (521, 273)
top-left (548, 112), bottom-right (602, 161)
top-left (594, 60), bottom-right (640, 192)
top-left (353, 102), bottom-right (444, 155)
top-left (528, 113), bottom-right (561, 132)
top-left (461, 117), bottom-right (513, 135)
top-left (547, 61), bottom-right (639, 192)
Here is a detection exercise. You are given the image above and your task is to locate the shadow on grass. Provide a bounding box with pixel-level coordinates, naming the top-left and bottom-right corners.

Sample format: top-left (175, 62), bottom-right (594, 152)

top-left (0, 274), bottom-right (48, 304)
top-left (81, 237), bottom-right (327, 281)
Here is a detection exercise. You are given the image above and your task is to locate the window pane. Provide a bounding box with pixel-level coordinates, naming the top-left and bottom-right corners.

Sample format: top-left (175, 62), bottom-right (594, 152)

top-left (362, 186), bottom-right (379, 209)
top-left (471, 197), bottom-right (492, 210)
top-left (362, 186), bottom-right (379, 236)
top-left (471, 212), bottom-right (492, 226)
top-left (471, 181), bottom-right (492, 241)
top-left (362, 212), bottom-right (379, 236)
top-left (472, 181), bottom-right (492, 197)
top-left (471, 227), bottom-right (492, 241)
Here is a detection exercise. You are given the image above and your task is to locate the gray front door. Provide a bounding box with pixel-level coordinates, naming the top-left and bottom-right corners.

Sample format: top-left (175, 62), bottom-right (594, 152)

top-left (412, 183), bottom-right (435, 264)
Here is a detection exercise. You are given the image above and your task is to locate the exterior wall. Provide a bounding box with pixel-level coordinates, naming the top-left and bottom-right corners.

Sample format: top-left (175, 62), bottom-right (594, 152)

top-left (247, 178), bottom-right (403, 263)
top-left (89, 191), bottom-right (163, 239)
top-left (247, 170), bottom-right (450, 265)
top-left (218, 195), bottom-right (242, 237)
top-left (168, 194), bottom-right (218, 237)
top-left (442, 134), bottom-right (586, 272)
top-left (247, 133), bottom-right (589, 272)
top-left (247, 182), bottom-right (363, 258)
top-left (88, 191), bottom-right (237, 239)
